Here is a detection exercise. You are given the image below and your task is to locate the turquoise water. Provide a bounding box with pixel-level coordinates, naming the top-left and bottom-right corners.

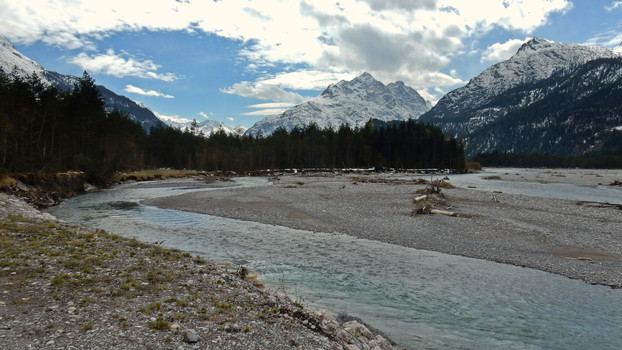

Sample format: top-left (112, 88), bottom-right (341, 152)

top-left (46, 178), bottom-right (622, 349)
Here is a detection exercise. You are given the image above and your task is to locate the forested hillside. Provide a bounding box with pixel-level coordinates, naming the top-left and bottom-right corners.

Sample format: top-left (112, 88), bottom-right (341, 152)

top-left (0, 70), bottom-right (465, 183)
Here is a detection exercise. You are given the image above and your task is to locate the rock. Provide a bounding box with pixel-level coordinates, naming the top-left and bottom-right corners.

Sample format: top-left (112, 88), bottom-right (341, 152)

top-left (182, 329), bottom-right (199, 343)
top-left (336, 329), bottom-right (357, 344)
top-left (343, 321), bottom-right (374, 341)
top-left (344, 344), bottom-right (361, 350)
top-left (83, 183), bottom-right (99, 192)
top-left (369, 335), bottom-right (393, 350)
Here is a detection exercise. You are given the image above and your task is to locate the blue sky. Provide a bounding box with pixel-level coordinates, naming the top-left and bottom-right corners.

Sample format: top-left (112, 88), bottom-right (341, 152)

top-left (1, 0), bottom-right (621, 128)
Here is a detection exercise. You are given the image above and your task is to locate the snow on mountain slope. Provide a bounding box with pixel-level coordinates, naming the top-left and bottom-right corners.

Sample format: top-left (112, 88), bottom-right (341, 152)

top-left (158, 114), bottom-right (247, 136)
top-left (0, 35), bottom-right (163, 130)
top-left (420, 38), bottom-right (619, 130)
top-left (464, 57), bottom-right (622, 156)
top-left (0, 36), bottom-right (46, 77)
top-left (245, 72), bottom-right (430, 136)
top-left (418, 37), bottom-right (622, 156)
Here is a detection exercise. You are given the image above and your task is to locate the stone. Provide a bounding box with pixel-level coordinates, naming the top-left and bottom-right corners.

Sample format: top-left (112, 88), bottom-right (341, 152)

top-left (343, 321), bottom-right (374, 341)
top-left (336, 329), bottom-right (356, 344)
top-left (343, 344), bottom-right (361, 350)
top-left (182, 329), bottom-right (199, 343)
top-left (369, 335), bottom-right (393, 350)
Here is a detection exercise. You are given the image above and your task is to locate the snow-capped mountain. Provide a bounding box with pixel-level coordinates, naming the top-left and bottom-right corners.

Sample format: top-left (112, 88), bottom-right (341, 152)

top-left (464, 57), bottom-right (622, 156)
top-left (0, 35), bottom-right (163, 130)
top-left (419, 38), bottom-right (622, 156)
top-left (158, 115), bottom-right (247, 136)
top-left (245, 72), bottom-right (431, 136)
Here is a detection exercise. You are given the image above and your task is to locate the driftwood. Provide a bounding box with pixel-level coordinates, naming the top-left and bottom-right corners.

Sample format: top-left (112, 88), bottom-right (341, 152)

top-left (412, 193), bottom-right (458, 217)
top-left (412, 204), bottom-right (458, 217)
top-left (429, 209), bottom-right (457, 217)
top-left (413, 195), bottom-right (428, 202)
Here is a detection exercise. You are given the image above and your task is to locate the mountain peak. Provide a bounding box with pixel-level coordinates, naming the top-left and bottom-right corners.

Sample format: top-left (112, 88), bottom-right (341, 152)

top-left (516, 37), bottom-right (555, 55)
top-left (247, 74), bottom-right (431, 136)
top-left (353, 72), bottom-right (375, 82)
top-left (614, 42), bottom-right (622, 55)
top-left (420, 38), bottom-right (622, 156)
top-left (0, 35), bottom-right (45, 77)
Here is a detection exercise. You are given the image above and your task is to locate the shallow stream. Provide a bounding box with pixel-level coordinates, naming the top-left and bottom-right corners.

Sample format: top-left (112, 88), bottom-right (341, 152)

top-left (46, 173), bottom-right (622, 349)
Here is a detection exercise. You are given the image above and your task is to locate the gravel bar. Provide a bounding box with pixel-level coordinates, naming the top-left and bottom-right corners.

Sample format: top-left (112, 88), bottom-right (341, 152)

top-left (144, 171), bottom-right (622, 288)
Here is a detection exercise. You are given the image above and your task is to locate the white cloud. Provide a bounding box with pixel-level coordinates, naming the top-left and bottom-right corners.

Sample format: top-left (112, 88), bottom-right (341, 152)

top-left (256, 70), bottom-right (357, 90)
top-left (0, 0), bottom-right (572, 92)
top-left (418, 89), bottom-right (440, 106)
top-left (241, 108), bottom-right (290, 117)
top-left (481, 38), bottom-right (530, 63)
top-left (226, 117), bottom-right (235, 121)
top-left (605, 1), bottom-right (622, 11)
top-left (198, 112), bottom-right (211, 119)
top-left (68, 49), bottom-right (180, 81)
top-left (586, 24), bottom-right (622, 49)
top-left (125, 84), bottom-right (174, 98)
top-left (220, 81), bottom-right (308, 104)
top-left (242, 102), bottom-right (297, 117)
top-left (247, 102), bottom-right (297, 109)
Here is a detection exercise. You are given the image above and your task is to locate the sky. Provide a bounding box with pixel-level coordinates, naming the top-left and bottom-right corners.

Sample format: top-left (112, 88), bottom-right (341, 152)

top-left (1, 0), bottom-right (622, 128)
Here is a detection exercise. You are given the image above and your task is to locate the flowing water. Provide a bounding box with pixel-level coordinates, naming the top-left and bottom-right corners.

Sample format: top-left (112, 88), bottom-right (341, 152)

top-left (46, 173), bottom-right (622, 349)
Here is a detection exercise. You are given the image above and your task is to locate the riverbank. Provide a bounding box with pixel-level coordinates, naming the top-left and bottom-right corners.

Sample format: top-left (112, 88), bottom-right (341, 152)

top-left (0, 193), bottom-right (395, 349)
top-left (144, 169), bottom-right (622, 288)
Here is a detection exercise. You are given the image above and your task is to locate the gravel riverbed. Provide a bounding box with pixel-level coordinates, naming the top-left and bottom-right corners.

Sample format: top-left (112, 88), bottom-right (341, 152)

top-left (144, 170), bottom-right (622, 288)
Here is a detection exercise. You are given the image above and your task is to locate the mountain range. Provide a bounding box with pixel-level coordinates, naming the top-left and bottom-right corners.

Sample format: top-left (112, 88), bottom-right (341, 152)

top-left (3, 33), bottom-right (622, 158)
top-left (157, 115), bottom-right (247, 136)
top-left (0, 36), bottom-right (164, 131)
top-left (245, 72), bottom-right (431, 136)
top-left (419, 38), bottom-right (622, 156)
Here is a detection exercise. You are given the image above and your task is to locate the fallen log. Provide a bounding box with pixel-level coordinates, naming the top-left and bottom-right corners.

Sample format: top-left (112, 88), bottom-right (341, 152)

top-left (429, 209), bottom-right (457, 217)
top-left (413, 195), bottom-right (428, 202)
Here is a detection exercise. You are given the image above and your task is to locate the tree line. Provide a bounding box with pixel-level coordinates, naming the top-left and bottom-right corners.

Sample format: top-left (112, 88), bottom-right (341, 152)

top-left (1, 70), bottom-right (465, 183)
top-left (472, 150), bottom-right (622, 169)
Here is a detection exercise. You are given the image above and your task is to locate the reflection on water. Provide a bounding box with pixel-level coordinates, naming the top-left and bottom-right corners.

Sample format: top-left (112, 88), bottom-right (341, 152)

top-left (46, 177), bottom-right (622, 349)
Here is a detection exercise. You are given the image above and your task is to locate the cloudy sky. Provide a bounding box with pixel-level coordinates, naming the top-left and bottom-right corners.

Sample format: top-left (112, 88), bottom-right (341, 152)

top-left (1, 0), bottom-right (621, 127)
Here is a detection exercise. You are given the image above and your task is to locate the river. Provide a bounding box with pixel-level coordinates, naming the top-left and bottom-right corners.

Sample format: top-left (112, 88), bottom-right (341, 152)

top-left (46, 170), bottom-right (622, 349)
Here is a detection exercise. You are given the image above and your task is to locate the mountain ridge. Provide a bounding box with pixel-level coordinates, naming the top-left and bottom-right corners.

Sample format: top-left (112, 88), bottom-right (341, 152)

top-left (0, 35), bottom-right (164, 131)
top-left (158, 116), bottom-right (247, 136)
top-left (421, 38), bottom-right (619, 129)
top-left (420, 38), bottom-right (622, 156)
top-left (245, 72), bottom-right (431, 136)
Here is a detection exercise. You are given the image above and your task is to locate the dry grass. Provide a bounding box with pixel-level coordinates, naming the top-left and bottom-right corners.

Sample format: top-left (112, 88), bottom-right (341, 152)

top-left (113, 169), bottom-right (208, 182)
top-left (430, 179), bottom-right (455, 189)
top-left (0, 175), bottom-right (18, 190)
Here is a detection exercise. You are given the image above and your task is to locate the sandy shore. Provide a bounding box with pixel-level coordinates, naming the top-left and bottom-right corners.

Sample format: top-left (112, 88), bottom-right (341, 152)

top-left (145, 169), bottom-right (622, 288)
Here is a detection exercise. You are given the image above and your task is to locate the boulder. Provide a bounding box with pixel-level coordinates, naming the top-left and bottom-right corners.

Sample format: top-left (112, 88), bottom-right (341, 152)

top-left (182, 329), bottom-right (199, 343)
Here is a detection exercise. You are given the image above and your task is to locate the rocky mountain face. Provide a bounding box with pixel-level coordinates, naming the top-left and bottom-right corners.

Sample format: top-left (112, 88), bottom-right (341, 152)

top-left (245, 72), bottom-right (431, 136)
top-left (0, 36), bottom-right (164, 131)
top-left (420, 38), bottom-right (622, 156)
top-left (464, 57), bottom-right (622, 156)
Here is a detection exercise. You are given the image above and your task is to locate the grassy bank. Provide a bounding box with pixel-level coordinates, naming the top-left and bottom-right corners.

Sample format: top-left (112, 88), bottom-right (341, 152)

top-left (0, 214), bottom-right (349, 349)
